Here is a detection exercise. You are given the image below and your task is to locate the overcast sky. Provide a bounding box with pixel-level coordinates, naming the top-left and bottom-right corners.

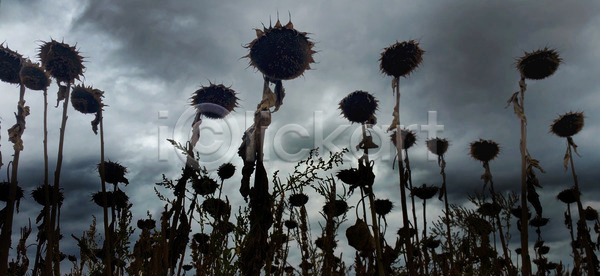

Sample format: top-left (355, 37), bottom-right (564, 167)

top-left (1, 0), bottom-right (600, 272)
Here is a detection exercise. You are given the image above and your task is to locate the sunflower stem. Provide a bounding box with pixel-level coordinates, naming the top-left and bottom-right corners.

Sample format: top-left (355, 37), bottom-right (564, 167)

top-left (0, 84), bottom-right (27, 275)
top-left (98, 107), bottom-right (114, 276)
top-left (518, 76), bottom-right (532, 276)
top-left (485, 162), bottom-right (511, 270)
top-left (567, 139), bottom-right (598, 275)
top-left (392, 77), bottom-right (416, 276)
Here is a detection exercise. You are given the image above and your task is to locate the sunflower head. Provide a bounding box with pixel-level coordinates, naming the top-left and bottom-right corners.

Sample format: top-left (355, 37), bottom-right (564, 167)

top-left (39, 39), bottom-right (84, 83)
top-left (322, 200), bottom-right (348, 217)
top-left (20, 60), bottom-right (51, 90)
top-left (0, 182), bottom-right (24, 202)
top-left (202, 198), bottom-right (230, 218)
top-left (98, 161), bottom-right (128, 185)
top-left (0, 44), bottom-right (23, 84)
top-left (529, 216), bottom-right (549, 227)
top-left (92, 191), bottom-right (114, 208)
top-left (289, 193), bottom-right (309, 207)
top-left (284, 220), bottom-right (298, 229)
top-left (469, 139), bottom-right (500, 162)
top-left (390, 129), bottom-right (417, 149)
top-left (339, 90), bottom-right (378, 123)
top-left (32, 184), bottom-right (64, 206)
top-left (426, 137), bottom-right (449, 156)
top-left (556, 187), bottom-right (579, 204)
top-left (246, 19), bottom-right (315, 80)
top-left (551, 112), bottom-right (584, 137)
top-left (411, 184), bottom-right (439, 200)
top-left (380, 40), bottom-right (424, 78)
top-left (71, 85), bottom-right (103, 114)
top-left (374, 199), bottom-right (393, 216)
top-left (192, 176), bottom-right (219, 196)
top-left (584, 207), bottom-right (598, 221)
top-left (217, 162), bottom-right (236, 180)
top-left (517, 48), bottom-right (561, 80)
top-left (477, 202), bottom-right (502, 217)
top-left (190, 83), bottom-right (238, 119)
top-left (336, 168), bottom-right (359, 185)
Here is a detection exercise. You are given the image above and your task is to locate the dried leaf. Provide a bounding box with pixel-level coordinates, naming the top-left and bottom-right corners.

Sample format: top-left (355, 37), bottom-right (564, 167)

top-left (505, 91), bottom-right (519, 109)
top-left (568, 137), bottom-right (581, 157)
top-left (273, 79), bottom-right (285, 112)
top-left (56, 85), bottom-right (67, 107)
top-left (91, 112), bottom-right (100, 135)
top-left (526, 155), bottom-right (545, 173)
top-left (387, 105), bottom-right (400, 132)
top-left (563, 147), bottom-right (570, 170)
top-left (190, 113), bottom-right (202, 149)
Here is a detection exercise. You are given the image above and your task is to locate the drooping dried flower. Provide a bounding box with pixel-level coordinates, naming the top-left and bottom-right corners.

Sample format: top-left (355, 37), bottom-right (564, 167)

top-left (469, 139), bottom-right (500, 162)
top-left (39, 39), bottom-right (84, 83)
top-left (0, 182), bottom-right (23, 202)
top-left (315, 236), bottom-right (337, 250)
top-left (556, 187), bottom-right (579, 204)
top-left (584, 206), bottom-right (598, 221)
top-left (92, 191), bottom-right (114, 208)
top-left (465, 215), bottom-right (493, 236)
top-left (246, 19), bottom-right (315, 80)
top-left (550, 112), bottom-right (584, 137)
top-left (374, 199), bottom-right (393, 216)
top-left (380, 40), bottom-right (424, 78)
top-left (322, 200), bottom-right (348, 217)
top-left (426, 138), bottom-right (449, 156)
top-left (19, 60), bottom-right (50, 90)
top-left (339, 91), bottom-right (378, 124)
top-left (411, 184), bottom-right (439, 200)
top-left (32, 184), bottom-right (64, 206)
top-left (0, 44), bottom-right (23, 84)
top-left (112, 189), bottom-right (129, 209)
top-left (192, 176), bottom-right (219, 196)
top-left (289, 193), bottom-right (309, 207)
top-left (336, 168), bottom-right (360, 185)
top-left (517, 48), bottom-right (561, 80)
top-left (390, 129), bottom-right (417, 149)
top-left (71, 85), bottom-right (103, 114)
top-left (190, 83), bottom-right (238, 119)
top-left (477, 202), bottom-right (502, 217)
top-left (284, 220), bottom-right (298, 229)
top-left (202, 198), bottom-right (230, 218)
top-left (98, 161), bottom-right (128, 185)
top-left (529, 216), bottom-right (550, 227)
top-left (217, 162), bottom-right (236, 180)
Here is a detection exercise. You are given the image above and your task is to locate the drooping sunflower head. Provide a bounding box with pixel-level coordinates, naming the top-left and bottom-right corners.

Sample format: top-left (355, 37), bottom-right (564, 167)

top-left (426, 137), bottom-right (449, 156)
top-left (390, 129), bottom-right (417, 149)
top-left (192, 176), bottom-right (219, 196)
top-left (32, 184), bottom-right (64, 206)
top-left (20, 60), bottom-right (51, 90)
top-left (469, 139), bottom-right (500, 162)
top-left (0, 182), bottom-right (24, 202)
top-left (380, 40), bottom-right (424, 78)
top-left (39, 39), bottom-right (84, 83)
top-left (98, 161), bottom-right (128, 185)
top-left (71, 84), bottom-right (103, 114)
top-left (517, 48), bottom-right (561, 80)
top-left (289, 193), bottom-right (309, 207)
top-left (246, 19), bottom-right (315, 80)
top-left (556, 187), bottom-right (579, 204)
top-left (322, 200), bottom-right (348, 217)
top-left (551, 112), bottom-right (584, 137)
top-left (411, 184), bottom-right (439, 200)
top-left (190, 83), bottom-right (238, 119)
top-left (0, 44), bottom-right (23, 84)
top-left (339, 90), bottom-right (378, 123)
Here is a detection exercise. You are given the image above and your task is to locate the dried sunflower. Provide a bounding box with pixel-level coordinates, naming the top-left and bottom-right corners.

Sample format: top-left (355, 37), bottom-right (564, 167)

top-left (336, 168), bottom-right (359, 185)
top-left (32, 184), bottom-right (64, 206)
top-left (19, 60), bottom-right (50, 90)
top-left (550, 112), bottom-right (584, 137)
top-left (556, 187), bottom-right (579, 204)
top-left (390, 129), bottom-right (417, 149)
top-left (192, 176), bottom-right (219, 196)
top-left (190, 83), bottom-right (238, 119)
top-left (246, 19), bottom-right (315, 80)
top-left (380, 40), bottom-right (424, 78)
top-left (477, 202), bottom-right (502, 217)
top-left (284, 220), bottom-right (297, 229)
top-left (289, 193), bottom-right (309, 207)
top-left (39, 39), bottom-right (84, 83)
top-left (217, 162), bottom-right (236, 180)
top-left (529, 216), bottom-right (549, 227)
top-left (98, 161), bottom-right (128, 185)
top-left (426, 138), bottom-right (449, 156)
top-left (0, 182), bottom-right (23, 202)
top-left (374, 199), bottom-right (393, 216)
top-left (411, 184), bottom-right (439, 200)
top-left (0, 44), bottom-right (23, 84)
top-left (469, 139), bottom-right (500, 162)
top-left (517, 48), bottom-right (561, 80)
top-left (339, 90), bottom-right (378, 123)
top-left (322, 200), bottom-right (348, 217)
top-left (202, 198), bottom-right (230, 218)
top-left (71, 85), bottom-right (103, 114)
